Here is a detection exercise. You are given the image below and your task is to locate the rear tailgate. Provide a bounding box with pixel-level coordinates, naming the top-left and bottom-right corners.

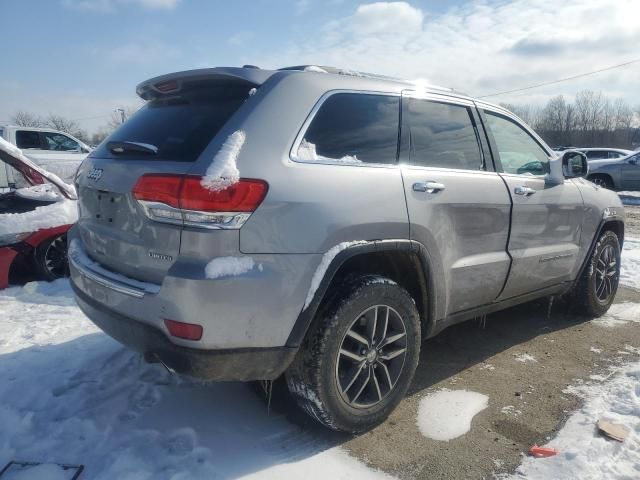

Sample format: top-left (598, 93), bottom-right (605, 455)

top-left (76, 72), bottom-right (258, 284)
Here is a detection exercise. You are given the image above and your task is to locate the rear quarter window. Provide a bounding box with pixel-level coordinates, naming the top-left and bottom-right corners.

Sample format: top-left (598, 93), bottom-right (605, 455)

top-left (295, 93), bottom-right (400, 165)
top-left (92, 83), bottom-right (250, 162)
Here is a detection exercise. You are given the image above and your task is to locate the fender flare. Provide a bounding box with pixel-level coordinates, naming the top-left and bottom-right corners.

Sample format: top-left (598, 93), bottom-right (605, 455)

top-left (574, 216), bottom-right (625, 285)
top-left (285, 239), bottom-right (437, 347)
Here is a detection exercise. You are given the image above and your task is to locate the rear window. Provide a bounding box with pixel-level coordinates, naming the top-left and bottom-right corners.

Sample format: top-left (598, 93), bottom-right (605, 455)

top-left (92, 83), bottom-right (250, 162)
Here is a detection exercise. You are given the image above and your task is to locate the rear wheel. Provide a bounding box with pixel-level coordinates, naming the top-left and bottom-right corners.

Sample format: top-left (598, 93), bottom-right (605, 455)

top-left (570, 230), bottom-right (620, 317)
top-left (35, 234), bottom-right (69, 281)
top-left (589, 175), bottom-right (614, 190)
top-left (285, 275), bottom-right (421, 433)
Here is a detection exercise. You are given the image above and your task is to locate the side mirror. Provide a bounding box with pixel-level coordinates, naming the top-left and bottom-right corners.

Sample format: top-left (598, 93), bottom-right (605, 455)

top-left (562, 151), bottom-right (589, 178)
top-left (629, 157), bottom-right (638, 165)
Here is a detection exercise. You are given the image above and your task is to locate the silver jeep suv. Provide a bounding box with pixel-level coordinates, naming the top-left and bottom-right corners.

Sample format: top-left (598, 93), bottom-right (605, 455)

top-left (69, 66), bottom-right (625, 432)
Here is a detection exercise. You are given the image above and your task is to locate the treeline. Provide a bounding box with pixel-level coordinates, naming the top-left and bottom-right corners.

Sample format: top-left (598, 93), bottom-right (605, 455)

top-left (501, 90), bottom-right (640, 149)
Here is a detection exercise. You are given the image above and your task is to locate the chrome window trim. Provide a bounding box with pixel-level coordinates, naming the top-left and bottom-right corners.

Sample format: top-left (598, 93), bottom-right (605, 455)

top-left (289, 89), bottom-right (401, 169)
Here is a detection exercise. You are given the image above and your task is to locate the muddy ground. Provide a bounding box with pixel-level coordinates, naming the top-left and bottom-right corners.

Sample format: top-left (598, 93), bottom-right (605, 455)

top-left (277, 206), bottom-right (640, 479)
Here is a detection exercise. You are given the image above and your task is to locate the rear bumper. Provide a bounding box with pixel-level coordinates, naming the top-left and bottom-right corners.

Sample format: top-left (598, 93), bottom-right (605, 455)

top-left (73, 283), bottom-right (297, 381)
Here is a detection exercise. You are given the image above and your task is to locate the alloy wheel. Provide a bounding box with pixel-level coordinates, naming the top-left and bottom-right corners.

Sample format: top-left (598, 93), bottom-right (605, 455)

top-left (44, 235), bottom-right (69, 278)
top-left (595, 244), bottom-right (617, 303)
top-left (335, 304), bottom-right (408, 408)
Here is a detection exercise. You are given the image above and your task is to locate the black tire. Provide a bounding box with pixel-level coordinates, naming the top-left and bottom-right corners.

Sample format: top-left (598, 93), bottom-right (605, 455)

top-left (35, 234), bottom-right (69, 281)
top-left (570, 230), bottom-right (620, 317)
top-left (285, 275), bottom-right (421, 433)
top-left (589, 175), bottom-right (614, 190)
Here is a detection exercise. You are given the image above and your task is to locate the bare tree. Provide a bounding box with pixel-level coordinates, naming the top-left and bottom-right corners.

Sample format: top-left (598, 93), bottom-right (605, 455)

top-left (42, 114), bottom-right (89, 144)
top-left (10, 110), bottom-right (45, 127)
top-left (504, 91), bottom-right (640, 149)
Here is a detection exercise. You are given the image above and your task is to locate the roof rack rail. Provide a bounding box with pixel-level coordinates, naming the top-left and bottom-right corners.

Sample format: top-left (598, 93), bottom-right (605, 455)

top-left (277, 65), bottom-right (464, 95)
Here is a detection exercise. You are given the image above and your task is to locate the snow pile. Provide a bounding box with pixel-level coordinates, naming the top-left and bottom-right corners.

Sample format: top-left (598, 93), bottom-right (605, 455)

top-left (304, 65), bottom-right (328, 73)
top-left (303, 240), bottom-right (368, 309)
top-left (0, 199), bottom-right (77, 236)
top-left (0, 136), bottom-right (23, 158)
top-left (509, 360), bottom-right (640, 479)
top-left (416, 389), bottom-right (488, 441)
top-left (204, 256), bottom-right (259, 279)
top-left (620, 237), bottom-right (640, 290)
top-left (201, 130), bottom-right (245, 192)
top-left (297, 139), bottom-right (362, 164)
top-left (0, 280), bottom-right (394, 480)
top-left (514, 353), bottom-right (537, 363)
top-left (14, 184), bottom-right (61, 202)
top-left (618, 191), bottom-right (640, 206)
top-left (592, 302), bottom-right (640, 328)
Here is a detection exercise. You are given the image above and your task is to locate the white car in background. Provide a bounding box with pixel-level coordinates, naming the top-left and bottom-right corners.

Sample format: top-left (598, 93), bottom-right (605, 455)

top-left (0, 125), bottom-right (91, 182)
top-left (576, 147), bottom-right (634, 161)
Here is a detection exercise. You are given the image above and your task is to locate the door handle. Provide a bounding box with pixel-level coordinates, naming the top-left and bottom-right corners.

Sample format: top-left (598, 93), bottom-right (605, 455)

top-left (413, 181), bottom-right (446, 193)
top-left (514, 186), bottom-right (536, 196)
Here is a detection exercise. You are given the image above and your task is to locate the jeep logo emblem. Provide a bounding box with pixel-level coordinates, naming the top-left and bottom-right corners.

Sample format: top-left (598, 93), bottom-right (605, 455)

top-left (87, 167), bottom-right (103, 181)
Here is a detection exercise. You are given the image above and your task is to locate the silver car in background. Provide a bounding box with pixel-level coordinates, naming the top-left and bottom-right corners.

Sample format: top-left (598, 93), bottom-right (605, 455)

top-left (587, 151), bottom-right (640, 190)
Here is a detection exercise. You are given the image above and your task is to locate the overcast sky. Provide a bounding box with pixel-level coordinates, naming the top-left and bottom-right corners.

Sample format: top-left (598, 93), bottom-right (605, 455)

top-left (1, 0), bottom-right (639, 134)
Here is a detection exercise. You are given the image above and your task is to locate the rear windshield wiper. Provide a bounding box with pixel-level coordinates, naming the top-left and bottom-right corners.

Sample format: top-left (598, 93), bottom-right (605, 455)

top-left (107, 141), bottom-right (158, 155)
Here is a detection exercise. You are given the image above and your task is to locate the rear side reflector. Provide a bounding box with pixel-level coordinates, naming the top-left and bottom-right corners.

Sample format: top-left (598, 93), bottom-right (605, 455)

top-left (164, 319), bottom-right (203, 341)
top-left (132, 175), bottom-right (268, 229)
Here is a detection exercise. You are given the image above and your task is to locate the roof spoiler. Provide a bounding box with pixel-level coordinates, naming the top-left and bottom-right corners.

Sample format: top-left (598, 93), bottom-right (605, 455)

top-left (136, 67), bottom-right (274, 100)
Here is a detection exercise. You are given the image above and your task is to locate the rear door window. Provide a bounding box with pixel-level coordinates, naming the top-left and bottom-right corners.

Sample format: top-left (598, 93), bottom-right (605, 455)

top-left (586, 151), bottom-right (606, 160)
top-left (16, 130), bottom-right (42, 149)
top-left (403, 99), bottom-right (484, 171)
top-left (296, 93), bottom-right (399, 164)
top-left (92, 84), bottom-right (250, 162)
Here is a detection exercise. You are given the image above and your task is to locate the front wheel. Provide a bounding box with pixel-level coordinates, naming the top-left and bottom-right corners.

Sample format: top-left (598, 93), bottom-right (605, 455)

top-left (570, 230), bottom-right (620, 317)
top-left (286, 275), bottom-right (421, 433)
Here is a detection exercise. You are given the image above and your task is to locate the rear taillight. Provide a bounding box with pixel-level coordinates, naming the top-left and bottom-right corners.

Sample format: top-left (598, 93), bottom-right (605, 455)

top-left (132, 174), bottom-right (268, 229)
top-left (164, 319), bottom-right (203, 341)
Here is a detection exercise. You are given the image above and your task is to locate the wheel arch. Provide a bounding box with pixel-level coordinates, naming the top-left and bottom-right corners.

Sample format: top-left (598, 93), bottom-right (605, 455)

top-left (285, 240), bottom-right (436, 347)
top-left (575, 218), bottom-right (625, 284)
top-left (587, 172), bottom-right (615, 188)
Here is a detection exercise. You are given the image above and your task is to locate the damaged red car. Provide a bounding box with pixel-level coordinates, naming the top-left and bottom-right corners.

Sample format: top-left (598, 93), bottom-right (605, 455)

top-left (0, 138), bottom-right (77, 288)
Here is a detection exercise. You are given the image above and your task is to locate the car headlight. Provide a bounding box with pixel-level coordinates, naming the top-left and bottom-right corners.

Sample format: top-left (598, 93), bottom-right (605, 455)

top-left (0, 232), bottom-right (30, 247)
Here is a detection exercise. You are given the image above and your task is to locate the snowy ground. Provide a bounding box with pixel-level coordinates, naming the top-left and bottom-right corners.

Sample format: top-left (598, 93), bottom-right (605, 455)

top-left (507, 358), bottom-right (640, 479)
top-left (0, 281), bottom-right (391, 480)
top-left (0, 232), bottom-right (638, 478)
top-left (620, 237), bottom-right (640, 290)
